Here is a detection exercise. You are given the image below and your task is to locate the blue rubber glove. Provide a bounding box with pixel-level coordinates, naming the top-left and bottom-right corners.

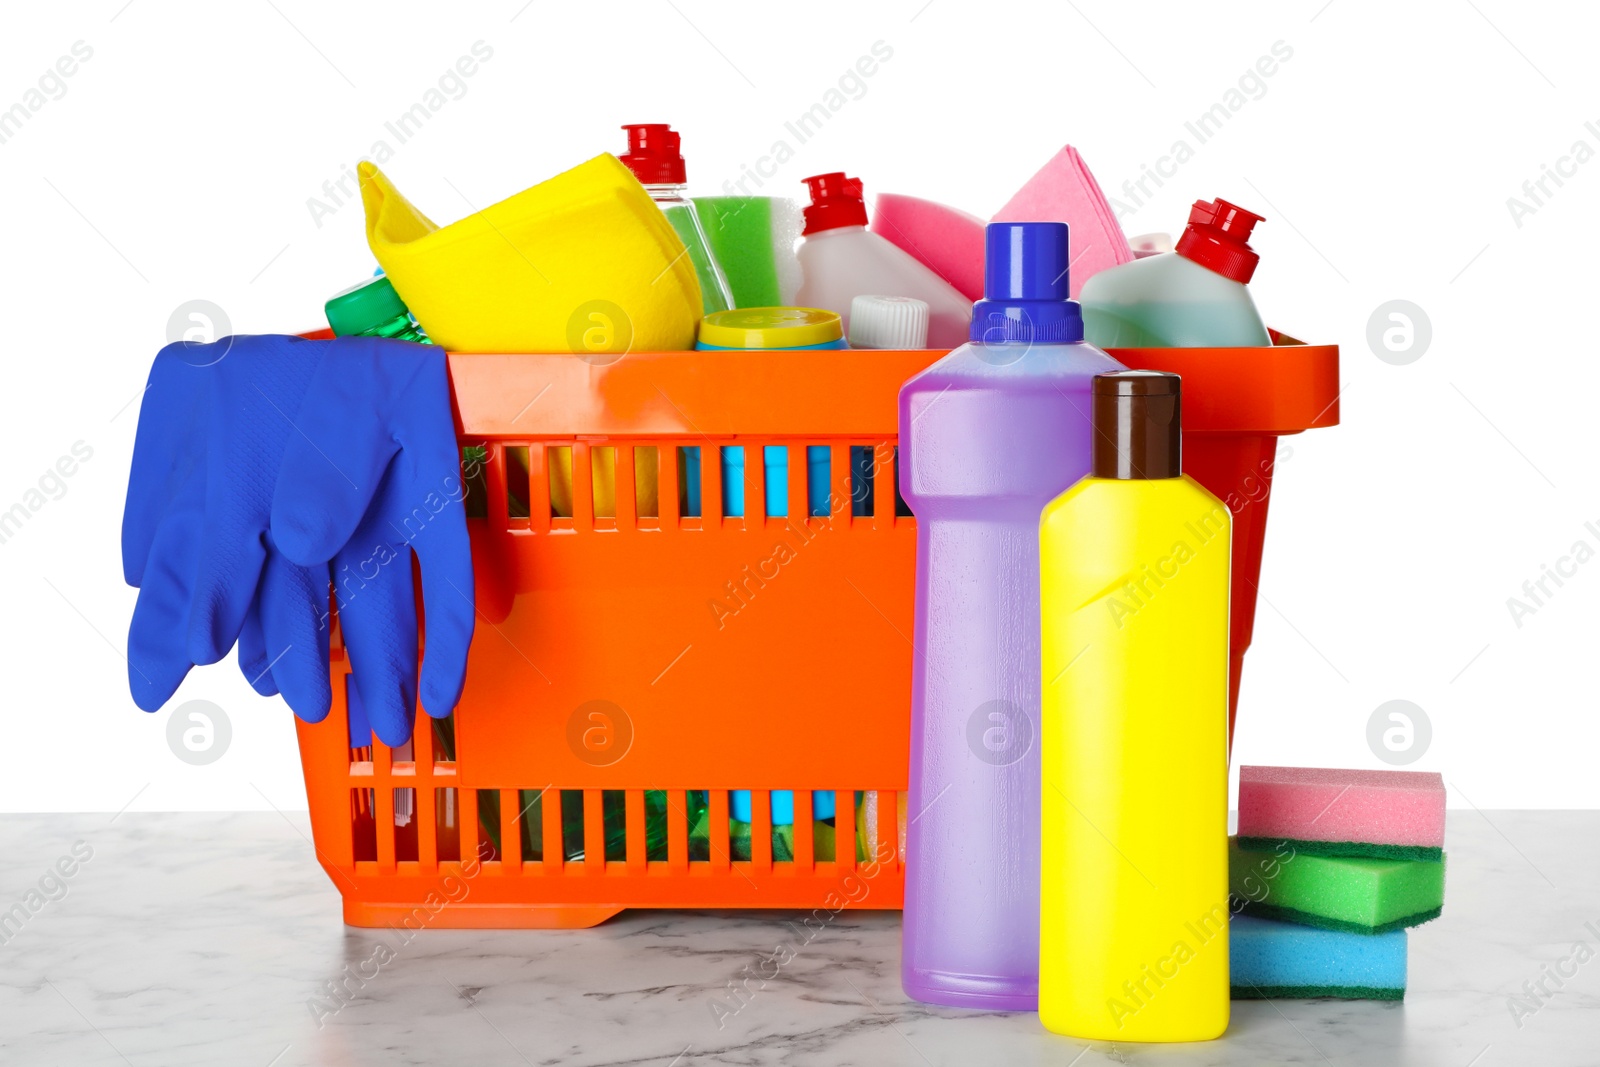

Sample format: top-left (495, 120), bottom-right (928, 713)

top-left (271, 337), bottom-right (475, 744)
top-left (123, 335), bottom-right (332, 717)
top-left (122, 334), bottom-right (473, 746)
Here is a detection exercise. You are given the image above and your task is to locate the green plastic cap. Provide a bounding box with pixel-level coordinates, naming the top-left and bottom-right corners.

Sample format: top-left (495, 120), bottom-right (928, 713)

top-left (326, 275), bottom-right (409, 337)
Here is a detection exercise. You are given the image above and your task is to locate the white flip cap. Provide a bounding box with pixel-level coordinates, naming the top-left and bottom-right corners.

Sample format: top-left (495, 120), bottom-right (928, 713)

top-left (1128, 232), bottom-right (1174, 259)
top-left (847, 295), bottom-right (930, 349)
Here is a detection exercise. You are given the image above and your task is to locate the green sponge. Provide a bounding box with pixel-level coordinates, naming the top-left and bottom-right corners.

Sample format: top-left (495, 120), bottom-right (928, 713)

top-left (1233, 984), bottom-right (1405, 1001)
top-left (693, 196), bottom-right (802, 309)
top-left (1230, 838), bottom-right (1445, 934)
top-left (1236, 837), bottom-right (1442, 863)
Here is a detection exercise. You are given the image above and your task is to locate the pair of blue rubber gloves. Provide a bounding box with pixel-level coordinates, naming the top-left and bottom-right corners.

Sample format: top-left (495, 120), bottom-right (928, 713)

top-left (121, 334), bottom-right (474, 747)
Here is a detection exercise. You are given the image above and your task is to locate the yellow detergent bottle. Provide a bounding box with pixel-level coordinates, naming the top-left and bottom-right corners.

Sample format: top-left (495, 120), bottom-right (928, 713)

top-left (1038, 370), bottom-right (1231, 1042)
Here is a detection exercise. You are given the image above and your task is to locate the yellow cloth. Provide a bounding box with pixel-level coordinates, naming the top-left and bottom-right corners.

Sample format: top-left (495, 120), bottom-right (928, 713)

top-left (361, 155), bottom-right (700, 516)
top-left (359, 155), bottom-right (702, 354)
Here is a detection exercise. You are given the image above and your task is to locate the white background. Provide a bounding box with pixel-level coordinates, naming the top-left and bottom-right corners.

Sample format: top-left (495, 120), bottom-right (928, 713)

top-left (1, 0), bottom-right (1593, 811)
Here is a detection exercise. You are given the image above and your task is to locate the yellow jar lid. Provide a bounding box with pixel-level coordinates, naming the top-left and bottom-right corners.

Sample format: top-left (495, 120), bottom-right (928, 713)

top-left (697, 307), bottom-right (843, 349)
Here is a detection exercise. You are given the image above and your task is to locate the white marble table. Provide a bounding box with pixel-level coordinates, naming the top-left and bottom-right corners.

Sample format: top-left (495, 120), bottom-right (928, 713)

top-left (0, 810), bottom-right (1594, 1066)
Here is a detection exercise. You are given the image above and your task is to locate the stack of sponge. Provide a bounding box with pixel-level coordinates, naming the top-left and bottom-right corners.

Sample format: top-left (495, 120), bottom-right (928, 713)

top-left (1229, 766), bottom-right (1447, 1001)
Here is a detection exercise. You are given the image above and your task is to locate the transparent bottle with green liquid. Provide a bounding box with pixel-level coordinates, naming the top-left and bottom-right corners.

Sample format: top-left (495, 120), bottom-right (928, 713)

top-left (618, 123), bottom-right (734, 315)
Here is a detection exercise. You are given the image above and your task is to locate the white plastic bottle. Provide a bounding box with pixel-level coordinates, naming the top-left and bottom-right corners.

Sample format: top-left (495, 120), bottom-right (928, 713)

top-left (794, 173), bottom-right (971, 349)
top-left (1079, 198), bottom-right (1271, 349)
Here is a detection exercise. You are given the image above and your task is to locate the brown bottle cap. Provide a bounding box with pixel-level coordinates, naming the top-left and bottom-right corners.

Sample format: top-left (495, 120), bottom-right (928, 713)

top-left (1092, 371), bottom-right (1182, 479)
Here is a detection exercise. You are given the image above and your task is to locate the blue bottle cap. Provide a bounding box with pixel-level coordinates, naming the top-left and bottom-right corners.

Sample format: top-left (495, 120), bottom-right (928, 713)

top-left (969, 222), bottom-right (1084, 344)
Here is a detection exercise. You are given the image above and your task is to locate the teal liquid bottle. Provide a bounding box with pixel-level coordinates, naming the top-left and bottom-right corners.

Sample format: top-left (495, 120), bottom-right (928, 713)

top-left (1079, 198), bottom-right (1270, 348)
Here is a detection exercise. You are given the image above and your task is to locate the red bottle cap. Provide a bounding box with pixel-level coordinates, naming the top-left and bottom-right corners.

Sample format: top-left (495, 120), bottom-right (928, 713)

top-left (801, 172), bottom-right (868, 235)
top-left (1175, 198), bottom-right (1265, 283)
top-left (619, 123), bottom-right (686, 185)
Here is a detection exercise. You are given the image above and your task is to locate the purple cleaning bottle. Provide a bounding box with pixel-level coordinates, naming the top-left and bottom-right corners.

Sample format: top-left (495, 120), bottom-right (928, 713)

top-left (898, 222), bottom-right (1125, 1010)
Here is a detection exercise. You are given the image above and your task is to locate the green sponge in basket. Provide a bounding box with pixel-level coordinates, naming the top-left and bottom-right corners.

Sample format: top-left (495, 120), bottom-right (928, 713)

top-left (693, 196), bottom-right (803, 309)
top-left (1230, 838), bottom-right (1445, 934)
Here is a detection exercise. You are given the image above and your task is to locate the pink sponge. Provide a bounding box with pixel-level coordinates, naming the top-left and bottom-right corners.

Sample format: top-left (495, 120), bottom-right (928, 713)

top-left (1237, 766), bottom-right (1446, 862)
top-left (993, 145), bottom-right (1133, 297)
top-left (870, 193), bottom-right (985, 302)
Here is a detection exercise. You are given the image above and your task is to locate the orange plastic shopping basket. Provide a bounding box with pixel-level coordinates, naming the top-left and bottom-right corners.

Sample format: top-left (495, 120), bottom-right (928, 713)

top-left (293, 337), bottom-right (1337, 929)
top-left (296, 345), bottom-right (937, 928)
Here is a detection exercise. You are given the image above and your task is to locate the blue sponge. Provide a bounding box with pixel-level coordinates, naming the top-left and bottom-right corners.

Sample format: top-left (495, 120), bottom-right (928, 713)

top-left (1230, 914), bottom-right (1407, 1000)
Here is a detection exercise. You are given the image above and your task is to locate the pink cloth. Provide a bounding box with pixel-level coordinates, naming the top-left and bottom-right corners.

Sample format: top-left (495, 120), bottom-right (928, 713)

top-left (993, 145), bottom-right (1133, 297)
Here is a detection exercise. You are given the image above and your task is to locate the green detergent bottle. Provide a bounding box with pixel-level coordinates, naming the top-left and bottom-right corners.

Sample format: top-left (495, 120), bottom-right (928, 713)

top-left (325, 274), bottom-right (432, 343)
